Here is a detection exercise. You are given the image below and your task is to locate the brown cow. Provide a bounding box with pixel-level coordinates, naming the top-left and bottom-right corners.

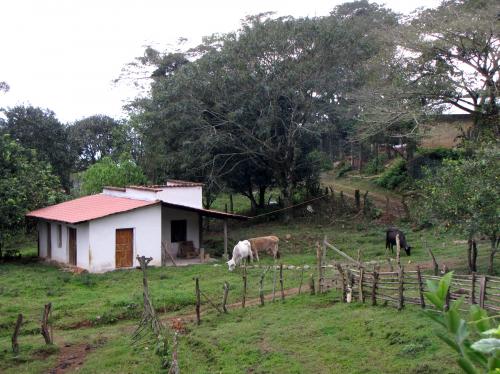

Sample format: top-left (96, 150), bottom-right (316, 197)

top-left (248, 236), bottom-right (280, 260)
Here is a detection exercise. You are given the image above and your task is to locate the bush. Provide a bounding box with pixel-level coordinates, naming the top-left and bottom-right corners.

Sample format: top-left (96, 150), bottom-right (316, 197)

top-left (336, 162), bottom-right (352, 178)
top-left (362, 154), bottom-right (388, 175)
top-left (376, 158), bottom-right (407, 189)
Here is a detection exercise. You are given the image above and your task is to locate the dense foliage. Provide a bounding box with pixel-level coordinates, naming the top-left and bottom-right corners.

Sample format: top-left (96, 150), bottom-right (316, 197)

top-left (80, 156), bottom-right (147, 195)
top-left (0, 106), bottom-right (73, 190)
top-left (414, 147), bottom-right (500, 273)
top-left (0, 135), bottom-right (63, 254)
top-left (424, 272), bottom-right (500, 373)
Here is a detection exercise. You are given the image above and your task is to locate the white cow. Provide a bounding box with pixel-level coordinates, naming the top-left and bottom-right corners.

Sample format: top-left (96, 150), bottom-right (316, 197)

top-left (226, 240), bottom-right (253, 271)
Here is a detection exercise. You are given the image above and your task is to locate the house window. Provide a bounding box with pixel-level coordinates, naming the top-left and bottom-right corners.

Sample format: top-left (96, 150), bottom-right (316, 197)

top-left (57, 224), bottom-right (62, 247)
top-left (171, 220), bottom-right (187, 243)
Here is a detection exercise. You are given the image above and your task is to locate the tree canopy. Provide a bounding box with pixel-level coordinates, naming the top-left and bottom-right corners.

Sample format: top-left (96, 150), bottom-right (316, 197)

top-left (68, 114), bottom-right (129, 171)
top-left (0, 135), bottom-right (64, 254)
top-left (0, 106), bottom-right (73, 190)
top-left (81, 156), bottom-right (147, 195)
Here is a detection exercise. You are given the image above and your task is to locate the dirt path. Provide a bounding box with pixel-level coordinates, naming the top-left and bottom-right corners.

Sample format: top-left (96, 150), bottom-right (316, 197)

top-left (48, 342), bottom-right (92, 374)
top-left (321, 173), bottom-right (405, 217)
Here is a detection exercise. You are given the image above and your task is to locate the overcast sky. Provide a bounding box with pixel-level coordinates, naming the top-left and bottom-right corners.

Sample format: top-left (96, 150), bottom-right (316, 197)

top-left (0, 0), bottom-right (441, 123)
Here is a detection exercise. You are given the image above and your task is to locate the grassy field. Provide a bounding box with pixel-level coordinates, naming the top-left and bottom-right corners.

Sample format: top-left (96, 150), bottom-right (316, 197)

top-left (1, 220), bottom-right (497, 373)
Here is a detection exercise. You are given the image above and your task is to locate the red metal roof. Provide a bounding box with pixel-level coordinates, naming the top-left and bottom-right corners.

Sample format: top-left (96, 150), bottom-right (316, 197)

top-left (26, 194), bottom-right (160, 224)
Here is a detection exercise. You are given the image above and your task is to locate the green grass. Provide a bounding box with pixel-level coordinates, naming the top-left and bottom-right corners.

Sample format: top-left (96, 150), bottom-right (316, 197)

top-left (1, 221), bottom-right (497, 373)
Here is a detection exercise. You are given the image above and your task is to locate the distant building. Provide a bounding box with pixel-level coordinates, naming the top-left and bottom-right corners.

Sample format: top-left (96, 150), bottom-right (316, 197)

top-left (420, 114), bottom-right (473, 148)
top-left (27, 180), bottom-right (246, 272)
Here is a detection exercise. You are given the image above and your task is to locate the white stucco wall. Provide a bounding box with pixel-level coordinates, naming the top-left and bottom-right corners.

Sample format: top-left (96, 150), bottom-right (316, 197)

top-left (124, 188), bottom-right (158, 201)
top-left (88, 204), bottom-right (162, 272)
top-left (161, 206), bottom-right (200, 256)
top-left (76, 223), bottom-right (90, 269)
top-left (157, 186), bottom-right (203, 208)
top-left (36, 220), bottom-right (89, 268)
top-left (102, 188), bottom-right (128, 198)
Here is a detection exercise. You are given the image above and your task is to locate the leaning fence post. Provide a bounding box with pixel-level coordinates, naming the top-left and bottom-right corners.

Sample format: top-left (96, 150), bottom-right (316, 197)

top-left (242, 265), bottom-right (247, 308)
top-left (222, 281), bottom-right (229, 313)
top-left (479, 276), bottom-right (487, 309)
top-left (12, 313), bottom-right (23, 355)
top-left (427, 247), bottom-right (439, 276)
top-left (416, 265), bottom-right (425, 309)
top-left (371, 270), bottom-right (378, 306)
top-left (471, 272), bottom-right (476, 305)
top-left (41, 302), bottom-right (53, 344)
top-left (195, 277), bottom-right (201, 325)
top-left (397, 266), bottom-right (405, 311)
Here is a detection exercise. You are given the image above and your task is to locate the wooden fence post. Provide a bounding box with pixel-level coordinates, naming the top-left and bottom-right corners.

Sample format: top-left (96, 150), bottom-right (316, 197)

top-left (416, 266), bottom-right (425, 309)
top-left (358, 268), bottom-right (364, 302)
top-left (222, 282), bottom-right (229, 313)
top-left (279, 264), bottom-right (285, 301)
top-left (223, 220), bottom-right (228, 260)
top-left (41, 302), bottom-right (53, 344)
top-left (336, 263), bottom-right (346, 302)
top-left (397, 266), bottom-right (404, 311)
top-left (427, 247), bottom-right (439, 276)
top-left (242, 265), bottom-right (247, 308)
top-left (259, 268), bottom-right (269, 306)
top-left (371, 270), bottom-right (378, 306)
top-left (309, 274), bottom-right (315, 295)
top-left (195, 277), bottom-right (201, 325)
top-left (471, 272), bottom-right (476, 305)
top-left (12, 313), bottom-right (22, 355)
top-left (479, 276), bottom-right (487, 308)
top-left (272, 261), bottom-right (277, 302)
top-left (229, 194), bottom-right (234, 214)
top-left (316, 243), bottom-right (322, 293)
top-left (354, 189), bottom-right (360, 211)
top-left (396, 234), bottom-right (401, 267)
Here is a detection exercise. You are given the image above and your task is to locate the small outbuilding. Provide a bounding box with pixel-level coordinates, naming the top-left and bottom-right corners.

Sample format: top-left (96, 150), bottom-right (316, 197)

top-left (26, 180), bottom-right (246, 272)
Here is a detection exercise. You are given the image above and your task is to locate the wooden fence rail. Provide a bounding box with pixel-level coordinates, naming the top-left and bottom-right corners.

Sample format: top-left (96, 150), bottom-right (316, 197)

top-left (329, 265), bottom-right (500, 313)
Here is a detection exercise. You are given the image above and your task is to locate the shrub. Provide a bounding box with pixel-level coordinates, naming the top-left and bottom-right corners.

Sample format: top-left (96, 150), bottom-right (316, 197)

top-left (362, 154), bottom-right (388, 175)
top-left (336, 162), bottom-right (352, 178)
top-left (376, 158), bottom-right (407, 189)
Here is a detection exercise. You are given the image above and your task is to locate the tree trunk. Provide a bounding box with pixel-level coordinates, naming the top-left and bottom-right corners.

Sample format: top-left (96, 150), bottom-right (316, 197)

top-left (467, 238), bottom-right (473, 274)
top-left (472, 240), bottom-right (478, 273)
top-left (488, 237), bottom-right (497, 275)
top-left (258, 185), bottom-right (266, 208)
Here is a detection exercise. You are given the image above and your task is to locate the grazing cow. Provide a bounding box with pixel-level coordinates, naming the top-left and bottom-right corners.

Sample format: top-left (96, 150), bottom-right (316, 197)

top-left (386, 228), bottom-right (412, 256)
top-left (226, 240), bottom-right (253, 271)
top-left (248, 236), bottom-right (280, 260)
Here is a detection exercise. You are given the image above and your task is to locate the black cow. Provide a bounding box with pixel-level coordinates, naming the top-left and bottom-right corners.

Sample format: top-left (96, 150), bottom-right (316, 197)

top-left (386, 228), bottom-right (411, 256)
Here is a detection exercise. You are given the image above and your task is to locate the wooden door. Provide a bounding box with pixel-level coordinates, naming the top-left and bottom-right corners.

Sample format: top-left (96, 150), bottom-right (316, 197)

top-left (46, 222), bottom-right (52, 259)
top-left (68, 228), bottom-right (77, 266)
top-left (116, 229), bottom-right (133, 268)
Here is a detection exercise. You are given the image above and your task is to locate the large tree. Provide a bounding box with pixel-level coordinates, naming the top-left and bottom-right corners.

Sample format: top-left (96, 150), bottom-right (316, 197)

top-left (0, 135), bottom-right (63, 256)
top-left (68, 114), bottom-right (128, 171)
top-left (0, 106), bottom-right (73, 190)
top-left (355, 0), bottom-right (499, 142)
top-left (128, 3), bottom-right (397, 214)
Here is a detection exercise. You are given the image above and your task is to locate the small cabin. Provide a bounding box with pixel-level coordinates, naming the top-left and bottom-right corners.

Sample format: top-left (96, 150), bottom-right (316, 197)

top-left (27, 180), bottom-right (246, 272)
